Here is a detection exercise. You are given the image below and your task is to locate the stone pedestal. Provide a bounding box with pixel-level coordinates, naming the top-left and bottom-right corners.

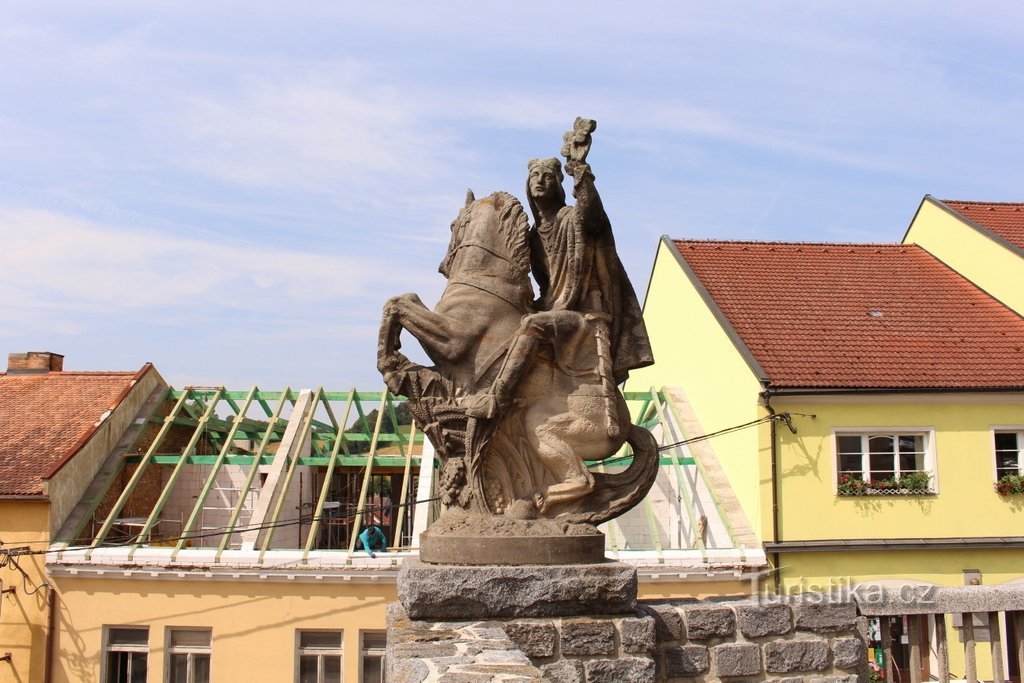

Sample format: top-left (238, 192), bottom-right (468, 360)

top-left (419, 528), bottom-right (606, 565)
top-left (398, 557), bottom-right (637, 620)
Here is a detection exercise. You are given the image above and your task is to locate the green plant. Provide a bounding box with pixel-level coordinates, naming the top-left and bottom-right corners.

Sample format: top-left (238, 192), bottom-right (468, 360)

top-left (995, 473), bottom-right (1024, 496)
top-left (837, 473), bottom-right (869, 496)
top-left (837, 472), bottom-right (933, 496)
top-left (897, 471), bottom-right (931, 492)
top-left (869, 661), bottom-right (886, 683)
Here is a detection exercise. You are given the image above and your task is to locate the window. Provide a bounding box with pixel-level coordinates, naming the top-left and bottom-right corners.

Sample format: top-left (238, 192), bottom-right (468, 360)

top-left (296, 630), bottom-right (343, 683)
top-left (361, 631), bottom-right (386, 682)
top-left (995, 430), bottom-right (1023, 478)
top-left (167, 629), bottom-right (211, 683)
top-left (105, 627), bottom-right (148, 683)
top-left (835, 431), bottom-right (934, 493)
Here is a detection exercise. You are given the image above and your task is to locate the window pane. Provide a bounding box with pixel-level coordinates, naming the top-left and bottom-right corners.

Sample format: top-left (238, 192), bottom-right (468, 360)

top-left (837, 435), bottom-right (862, 454)
top-left (193, 654), bottom-right (211, 683)
top-left (361, 656), bottom-right (383, 683)
top-left (362, 631), bottom-right (387, 650)
top-left (298, 656), bottom-right (319, 683)
top-left (170, 629), bottom-right (211, 648)
top-left (838, 454), bottom-right (862, 472)
top-left (300, 631), bottom-right (342, 649)
top-left (898, 435), bottom-right (923, 453)
top-left (899, 453), bottom-right (923, 472)
top-left (868, 436), bottom-right (894, 454)
top-left (997, 451), bottom-right (1019, 472)
top-left (106, 652), bottom-right (129, 683)
top-left (109, 628), bottom-right (148, 646)
top-left (869, 452), bottom-right (894, 475)
top-left (169, 654), bottom-right (188, 683)
top-left (324, 656), bottom-right (342, 683)
top-left (129, 652), bottom-right (147, 683)
top-left (995, 432), bottom-right (1019, 452)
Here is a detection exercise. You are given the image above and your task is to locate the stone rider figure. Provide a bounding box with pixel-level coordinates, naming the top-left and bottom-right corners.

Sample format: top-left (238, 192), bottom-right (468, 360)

top-left (464, 119), bottom-right (653, 427)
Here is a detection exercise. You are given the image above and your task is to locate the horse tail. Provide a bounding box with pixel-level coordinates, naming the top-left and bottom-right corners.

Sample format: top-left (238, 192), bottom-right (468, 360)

top-left (554, 424), bottom-right (660, 527)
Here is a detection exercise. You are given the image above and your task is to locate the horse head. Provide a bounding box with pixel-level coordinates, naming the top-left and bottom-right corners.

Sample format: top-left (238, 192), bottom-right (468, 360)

top-left (438, 191), bottom-right (531, 294)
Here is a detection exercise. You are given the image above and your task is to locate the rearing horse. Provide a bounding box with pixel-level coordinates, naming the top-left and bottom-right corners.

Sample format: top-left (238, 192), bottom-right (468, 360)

top-left (377, 191), bottom-right (657, 525)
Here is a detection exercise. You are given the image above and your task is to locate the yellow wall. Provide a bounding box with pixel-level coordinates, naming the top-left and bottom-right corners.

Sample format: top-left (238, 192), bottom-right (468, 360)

top-left (905, 198), bottom-right (1024, 314)
top-left (628, 240), bottom-right (768, 538)
top-left (0, 500), bottom-right (51, 683)
top-left (770, 395), bottom-right (1024, 542)
top-left (52, 576), bottom-right (396, 683)
top-left (637, 577), bottom-right (753, 601)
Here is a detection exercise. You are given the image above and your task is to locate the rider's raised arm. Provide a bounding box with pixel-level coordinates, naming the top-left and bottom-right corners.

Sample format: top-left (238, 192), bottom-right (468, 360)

top-left (562, 118), bottom-right (609, 235)
top-left (571, 163), bottom-right (609, 236)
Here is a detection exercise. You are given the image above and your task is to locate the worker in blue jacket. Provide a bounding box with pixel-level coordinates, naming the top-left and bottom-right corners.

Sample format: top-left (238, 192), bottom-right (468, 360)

top-left (358, 525), bottom-right (388, 558)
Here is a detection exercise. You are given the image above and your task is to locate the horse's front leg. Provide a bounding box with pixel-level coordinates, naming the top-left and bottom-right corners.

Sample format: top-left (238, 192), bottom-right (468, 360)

top-left (377, 296), bottom-right (409, 375)
top-left (385, 293), bottom-right (474, 366)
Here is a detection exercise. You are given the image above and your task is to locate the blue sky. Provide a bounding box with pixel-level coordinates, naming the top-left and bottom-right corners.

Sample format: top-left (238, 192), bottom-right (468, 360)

top-left (2, 2), bottom-right (1023, 390)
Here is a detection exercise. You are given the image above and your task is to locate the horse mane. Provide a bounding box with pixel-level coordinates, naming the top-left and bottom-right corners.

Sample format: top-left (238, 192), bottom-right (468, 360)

top-left (439, 191), bottom-right (531, 279)
top-left (488, 191), bottom-right (531, 274)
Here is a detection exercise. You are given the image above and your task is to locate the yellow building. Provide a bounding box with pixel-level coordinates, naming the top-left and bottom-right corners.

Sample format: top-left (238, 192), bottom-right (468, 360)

top-left (630, 236), bottom-right (1024, 681)
top-left (903, 196), bottom-right (1024, 314)
top-left (0, 352), bottom-right (156, 683)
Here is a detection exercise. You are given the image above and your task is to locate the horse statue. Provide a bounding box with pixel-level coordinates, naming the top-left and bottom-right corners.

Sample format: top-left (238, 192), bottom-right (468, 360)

top-left (377, 185), bottom-right (658, 528)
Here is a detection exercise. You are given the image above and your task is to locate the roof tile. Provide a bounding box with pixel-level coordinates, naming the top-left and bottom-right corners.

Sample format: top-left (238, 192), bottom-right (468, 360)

top-left (941, 199), bottom-right (1024, 251)
top-left (0, 371), bottom-right (137, 496)
top-left (672, 240), bottom-right (1024, 390)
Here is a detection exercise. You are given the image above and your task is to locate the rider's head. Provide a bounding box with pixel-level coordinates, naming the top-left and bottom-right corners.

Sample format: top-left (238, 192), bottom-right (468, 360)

top-left (526, 157), bottom-right (566, 220)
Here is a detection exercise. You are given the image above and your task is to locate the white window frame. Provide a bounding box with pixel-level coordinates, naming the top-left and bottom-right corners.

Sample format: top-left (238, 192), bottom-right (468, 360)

top-left (992, 427), bottom-right (1024, 480)
top-left (165, 628), bottom-right (212, 683)
top-left (832, 428), bottom-right (937, 493)
top-left (103, 626), bottom-right (149, 683)
top-left (360, 630), bottom-right (387, 683)
top-left (295, 630), bottom-right (343, 683)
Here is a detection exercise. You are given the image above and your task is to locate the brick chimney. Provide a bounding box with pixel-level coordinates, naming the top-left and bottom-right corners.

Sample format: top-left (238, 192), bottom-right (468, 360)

top-left (6, 351), bottom-right (64, 374)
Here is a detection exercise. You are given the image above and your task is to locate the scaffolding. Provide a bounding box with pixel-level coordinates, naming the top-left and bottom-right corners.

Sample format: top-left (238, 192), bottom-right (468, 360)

top-left (51, 385), bottom-right (756, 566)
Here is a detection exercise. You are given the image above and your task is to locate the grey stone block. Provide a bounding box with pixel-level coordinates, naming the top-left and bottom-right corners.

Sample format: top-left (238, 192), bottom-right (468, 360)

top-left (665, 644), bottom-right (710, 676)
top-left (764, 640), bottom-right (831, 673)
top-left (504, 621), bottom-right (557, 658)
top-left (399, 559), bottom-right (637, 619)
top-left (619, 616), bottom-right (656, 654)
top-left (388, 657), bottom-right (430, 683)
top-left (807, 677), bottom-right (859, 683)
top-left (560, 619), bottom-right (616, 656)
top-left (793, 601), bottom-right (858, 633)
top-left (713, 643), bottom-right (763, 677)
top-left (583, 657), bottom-right (656, 683)
top-left (735, 602), bottom-right (793, 637)
top-left (683, 605), bottom-right (736, 640)
top-left (771, 677), bottom-right (805, 683)
top-left (831, 637), bottom-right (866, 670)
top-left (853, 584), bottom-right (1024, 616)
top-left (540, 660), bottom-right (584, 683)
top-left (639, 603), bottom-right (684, 642)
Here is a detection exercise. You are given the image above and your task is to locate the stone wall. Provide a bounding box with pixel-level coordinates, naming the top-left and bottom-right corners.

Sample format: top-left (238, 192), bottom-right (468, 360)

top-left (387, 597), bottom-right (868, 682)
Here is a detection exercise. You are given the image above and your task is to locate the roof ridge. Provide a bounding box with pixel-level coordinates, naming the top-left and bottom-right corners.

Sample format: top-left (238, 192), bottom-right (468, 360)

top-left (942, 199), bottom-right (1024, 207)
top-left (0, 370), bottom-right (137, 377)
top-left (672, 238), bottom-right (913, 248)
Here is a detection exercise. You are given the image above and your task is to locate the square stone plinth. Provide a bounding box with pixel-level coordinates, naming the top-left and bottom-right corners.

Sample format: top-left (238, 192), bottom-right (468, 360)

top-left (398, 558), bottom-right (638, 619)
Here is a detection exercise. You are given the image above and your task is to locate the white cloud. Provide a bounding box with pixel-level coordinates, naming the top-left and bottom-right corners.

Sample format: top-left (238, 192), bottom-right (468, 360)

top-left (0, 208), bottom-right (425, 333)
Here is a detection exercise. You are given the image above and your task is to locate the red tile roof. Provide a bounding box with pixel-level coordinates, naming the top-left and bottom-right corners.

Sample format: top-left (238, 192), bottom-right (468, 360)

top-left (0, 370), bottom-right (140, 496)
top-left (941, 199), bottom-right (1024, 251)
top-left (671, 240), bottom-right (1024, 390)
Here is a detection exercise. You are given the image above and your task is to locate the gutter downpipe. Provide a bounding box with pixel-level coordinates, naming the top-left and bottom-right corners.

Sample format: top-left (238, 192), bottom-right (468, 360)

top-left (761, 384), bottom-right (782, 596)
top-left (44, 586), bottom-right (55, 683)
